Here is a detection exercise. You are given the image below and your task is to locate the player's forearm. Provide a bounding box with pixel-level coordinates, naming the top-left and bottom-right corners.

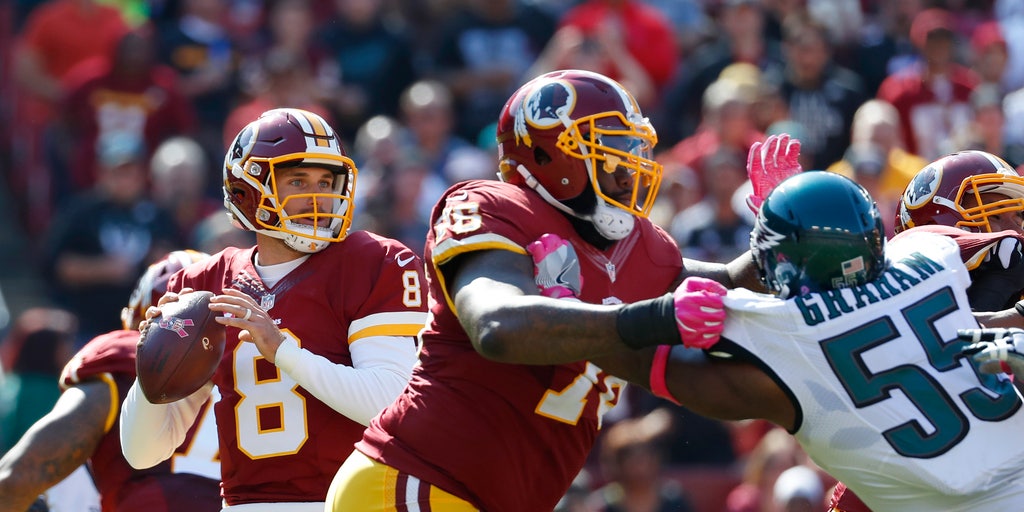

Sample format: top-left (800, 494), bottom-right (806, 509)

top-left (462, 293), bottom-right (627, 365)
top-left (974, 308), bottom-right (1024, 329)
top-left (682, 251), bottom-right (765, 292)
top-left (0, 385), bottom-right (108, 509)
top-left (119, 379), bottom-right (210, 468)
top-left (274, 336), bottom-right (416, 426)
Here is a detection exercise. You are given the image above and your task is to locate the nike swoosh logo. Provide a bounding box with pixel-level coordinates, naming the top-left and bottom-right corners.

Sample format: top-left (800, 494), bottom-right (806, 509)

top-left (397, 255), bottom-right (415, 267)
top-left (555, 265), bottom-right (575, 286)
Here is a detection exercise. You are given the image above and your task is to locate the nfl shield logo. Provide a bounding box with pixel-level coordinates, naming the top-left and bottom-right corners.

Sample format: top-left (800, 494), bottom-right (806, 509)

top-left (260, 294), bottom-right (275, 311)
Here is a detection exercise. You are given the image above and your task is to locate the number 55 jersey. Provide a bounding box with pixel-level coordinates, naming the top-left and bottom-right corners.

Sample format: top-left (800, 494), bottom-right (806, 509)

top-left (716, 229), bottom-right (1024, 511)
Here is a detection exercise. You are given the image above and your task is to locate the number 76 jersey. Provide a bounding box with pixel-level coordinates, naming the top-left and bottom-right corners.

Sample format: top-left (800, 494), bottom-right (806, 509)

top-left (717, 230), bottom-right (1024, 511)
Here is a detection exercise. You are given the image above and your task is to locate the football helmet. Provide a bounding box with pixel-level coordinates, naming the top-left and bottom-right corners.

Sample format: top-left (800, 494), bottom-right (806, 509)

top-left (496, 69), bottom-right (662, 240)
top-left (121, 250), bottom-right (211, 330)
top-left (224, 108), bottom-right (357, 253)
top-left (895, 150), bottom-right (1024, 233)
top-left (751, 171), bottom-right (886, 299)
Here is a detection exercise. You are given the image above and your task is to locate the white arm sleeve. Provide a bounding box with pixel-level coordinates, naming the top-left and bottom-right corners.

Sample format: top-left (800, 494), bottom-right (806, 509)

top-left (119, 379), bottom-right (212, 469)
top-left (273, 334), bottom-right (417, 426)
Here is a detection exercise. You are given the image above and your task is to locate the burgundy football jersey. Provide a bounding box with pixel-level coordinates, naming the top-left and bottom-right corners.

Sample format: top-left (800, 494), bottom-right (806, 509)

top-left (60, 330), bottom-right (220, 512)
top-left (168, 231), bottom-right (426, 505)
top-left (356, 180), bottom-right (684, 511)
top-left (892, 224), bottom-right (1024, 269)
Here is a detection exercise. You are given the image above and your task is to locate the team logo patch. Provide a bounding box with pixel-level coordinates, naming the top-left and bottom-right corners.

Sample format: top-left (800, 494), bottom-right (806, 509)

top-left (158, 317), bottom-right (195, 338)
top-left (228, 125), bottom-right (257, 176)
top-left (515, 80), bottom-right (576, 146)
top-left (903, 165), bottom-right (940, 208)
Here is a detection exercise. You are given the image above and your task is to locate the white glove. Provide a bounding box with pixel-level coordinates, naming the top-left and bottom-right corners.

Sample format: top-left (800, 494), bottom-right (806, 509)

top-left (959, 328), bottom-right (1024, 376)
top-left (527, 233), bottom-right (583, 299)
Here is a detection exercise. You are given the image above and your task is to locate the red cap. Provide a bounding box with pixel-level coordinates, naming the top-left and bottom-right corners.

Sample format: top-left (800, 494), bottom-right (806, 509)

top-left (911, 8), bottom-right (955, 50)
top-left (971, 21), bottom-right (1006, 53)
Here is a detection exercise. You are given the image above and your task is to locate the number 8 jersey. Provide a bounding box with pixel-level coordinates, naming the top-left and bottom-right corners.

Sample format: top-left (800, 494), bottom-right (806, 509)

top-left (716, 229), bottom-right (1024, 511)
top-left (167, 232), bottom-right (426, 506)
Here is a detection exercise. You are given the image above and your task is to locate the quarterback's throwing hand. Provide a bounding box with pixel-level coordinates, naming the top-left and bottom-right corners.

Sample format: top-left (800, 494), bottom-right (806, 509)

top-left (746, 133), bottom-right (802, 214)
top-left (527, 233), bottom-right (583, 299)
top-left (958, 327), bottom-right (1024, 376)
top-left (673, 277), bottom-right (727, 349)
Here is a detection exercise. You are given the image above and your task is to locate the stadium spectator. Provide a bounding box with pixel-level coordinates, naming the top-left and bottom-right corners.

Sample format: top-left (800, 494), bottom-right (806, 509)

top-left (587, 408), bottom-right (696, 512)
top-left (556, 0), bottom-right (679, 106)
top-left (42, 132), bottom-right (177, 344)
top-left (148, 136), bottom-right (221, 245)
top-left (9, 0), bottom-right (130, 233)
top-left (662, 72), bottom-right (764, 203)
top-left (431, 0), bottom-right (556, 141)
top-left (877, 7), bottom-right (979, 161)
top-left (155, 0), bottom-right (239, 172)
top-left (316, 0), bottom-right (417, 143)
top-left (670, 149), bottom-right (754, 263)
top-left (221, 46), bottom-right (334, 150)
top-left (826, 98), bottom-right (927, 236)
top-left (61, 28), bottom-right (197, 194)
top-left (763, 15), bottom-right (867, 169)
top-left (656, 0), bottom-right (783, 147)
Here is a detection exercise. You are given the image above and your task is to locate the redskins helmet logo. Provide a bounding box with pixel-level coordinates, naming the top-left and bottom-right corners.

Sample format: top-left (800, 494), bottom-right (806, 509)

top-left (903, 165), bottom-right (940, 208)
top-left (226, 125), bottom-right (257, 177)
top-left (515, 80), bottom-right (576, 147)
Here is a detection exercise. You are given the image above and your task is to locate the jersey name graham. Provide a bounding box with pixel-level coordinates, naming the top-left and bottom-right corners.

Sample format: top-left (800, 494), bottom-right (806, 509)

top-left (795, 251), bottom-right (945, 326)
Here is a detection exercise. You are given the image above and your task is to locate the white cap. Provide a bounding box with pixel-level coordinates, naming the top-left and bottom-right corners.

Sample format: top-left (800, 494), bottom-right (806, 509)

top-left (773, 465), bottom-right (823, 506)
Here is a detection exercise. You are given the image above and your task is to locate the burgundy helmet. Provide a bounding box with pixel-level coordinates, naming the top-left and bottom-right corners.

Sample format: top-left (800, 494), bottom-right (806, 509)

top-left (121, 250), bottom-right (210, 330)
top-left (223, 108), bottom-right (357, 253)
top-left (496, 69), bottom-right (662, 239)
top-left (895, 150), bottom-right (1024, 233)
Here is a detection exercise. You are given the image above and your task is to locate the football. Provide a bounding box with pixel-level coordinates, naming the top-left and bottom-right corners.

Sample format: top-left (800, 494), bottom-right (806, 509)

top-left (137, 290), bottom-right (225, 404)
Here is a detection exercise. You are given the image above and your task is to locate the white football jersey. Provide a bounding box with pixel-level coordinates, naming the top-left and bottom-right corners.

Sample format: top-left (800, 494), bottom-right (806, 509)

top-left (718, 230), bottom-right (1024, 511)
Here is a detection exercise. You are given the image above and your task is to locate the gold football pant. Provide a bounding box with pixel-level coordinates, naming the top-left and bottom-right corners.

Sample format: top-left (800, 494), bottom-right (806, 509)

top-left (327, 450), bottom-right (478, 512)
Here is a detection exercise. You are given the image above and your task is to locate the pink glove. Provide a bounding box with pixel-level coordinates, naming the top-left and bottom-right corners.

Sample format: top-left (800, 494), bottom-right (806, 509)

top-left (746, 133), bottom-right (802, 214)
top-left (527, 233), bottom-right (583, 299)
top-left (673, 277), bottom-right (727, 349)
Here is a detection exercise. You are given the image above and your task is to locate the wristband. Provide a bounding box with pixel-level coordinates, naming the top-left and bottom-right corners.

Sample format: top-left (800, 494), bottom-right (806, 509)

top-left (616, 294), bottom-right (680, 349)
top-left (649, 345), bottom-right (681, 405)
top-left (1015, 299), bottom-right (1024, 318)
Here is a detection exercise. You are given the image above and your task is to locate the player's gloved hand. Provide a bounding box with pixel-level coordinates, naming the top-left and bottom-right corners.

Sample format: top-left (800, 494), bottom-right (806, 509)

top-left (672, 277), bottom-right (728, 349)
top-left (746, 133), bottom-right (802, 214)
top-left (527, 233), bottom-right (582, 299)
top-left (617, 277), bottom-right (727, 350)
top-left (958, 327), bottom-right (1024, 376)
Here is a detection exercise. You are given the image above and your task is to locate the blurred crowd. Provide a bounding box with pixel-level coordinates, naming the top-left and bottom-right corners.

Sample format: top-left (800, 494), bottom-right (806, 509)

top-left (1, 0), bottom-right (1021, 510)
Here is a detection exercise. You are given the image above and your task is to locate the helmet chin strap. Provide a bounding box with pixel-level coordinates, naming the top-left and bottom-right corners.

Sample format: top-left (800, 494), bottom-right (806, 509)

top-left (514, 164), bottom-right (636, 240)
top-left (589, 201), bottom-right (636, 240)
top-left (280, 220), bottom-right (341, 254)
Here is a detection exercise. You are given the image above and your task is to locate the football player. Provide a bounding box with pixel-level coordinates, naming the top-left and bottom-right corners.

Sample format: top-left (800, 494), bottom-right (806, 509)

top-left (830, 151), bottom-right (1024, 511)
top-left (0, 250), bottom-right (220, 512)
top-left (326, 70), bottom-right (756, 511)
top-left (119, 108), bottom-right (429, 510)
top-left (599, 171), bottom-right (1024, 511)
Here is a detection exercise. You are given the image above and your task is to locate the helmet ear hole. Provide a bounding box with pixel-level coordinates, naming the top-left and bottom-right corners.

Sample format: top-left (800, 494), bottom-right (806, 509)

top-left (534, 147), bottom-right (552, 166)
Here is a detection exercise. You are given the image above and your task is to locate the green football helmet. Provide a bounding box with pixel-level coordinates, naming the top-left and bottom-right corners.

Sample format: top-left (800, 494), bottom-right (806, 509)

top-left (750, 171), bottom-right (886, 298)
